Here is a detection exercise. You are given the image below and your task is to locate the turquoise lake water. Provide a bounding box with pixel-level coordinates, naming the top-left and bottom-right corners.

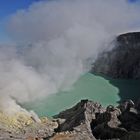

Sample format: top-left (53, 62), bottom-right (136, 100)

top-left (24, 73), bottom-right (140, 117)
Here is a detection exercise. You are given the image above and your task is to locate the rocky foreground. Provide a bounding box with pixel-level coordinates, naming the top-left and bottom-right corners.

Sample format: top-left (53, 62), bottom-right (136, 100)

top-left (0, 99), bottom-right (140, 140)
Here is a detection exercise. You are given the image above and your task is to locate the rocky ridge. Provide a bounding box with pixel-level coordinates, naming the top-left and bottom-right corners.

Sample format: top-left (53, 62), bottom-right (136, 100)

top-left (51, 99), bottom-right (140, 140)
top-left (1, 99), bottom-right (140, 140)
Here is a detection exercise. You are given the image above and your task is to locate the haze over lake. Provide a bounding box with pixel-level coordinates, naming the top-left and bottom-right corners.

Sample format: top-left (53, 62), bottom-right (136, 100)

top-left (23, 73), bottom-right (140, 117)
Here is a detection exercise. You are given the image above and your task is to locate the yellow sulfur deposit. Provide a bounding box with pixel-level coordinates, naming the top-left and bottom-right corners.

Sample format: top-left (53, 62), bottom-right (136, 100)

top-left (40, 117), bottom-right (49, 124)
top-left (0, 111), bottom-right (34, 131)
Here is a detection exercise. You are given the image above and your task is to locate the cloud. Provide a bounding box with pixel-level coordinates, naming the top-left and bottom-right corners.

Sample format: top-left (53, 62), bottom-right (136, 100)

top-left (7, 0), bottom-right (140, 42)
top-left (0, 0), bottom-right (140, 113)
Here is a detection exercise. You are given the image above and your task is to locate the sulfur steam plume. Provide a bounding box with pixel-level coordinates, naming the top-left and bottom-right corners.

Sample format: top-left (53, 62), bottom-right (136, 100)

top-left (0, 0), bottom-right (140, 114)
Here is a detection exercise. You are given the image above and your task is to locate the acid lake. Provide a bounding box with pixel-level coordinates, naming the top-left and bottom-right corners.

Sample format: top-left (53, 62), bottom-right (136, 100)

top-left (24, 73), bottom-right (140, 117)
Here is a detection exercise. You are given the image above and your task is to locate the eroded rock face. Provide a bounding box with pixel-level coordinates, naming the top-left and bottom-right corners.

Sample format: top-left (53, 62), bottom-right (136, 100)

top-left (92, 32), bottom-right (140, 79)
top-left (53, 100), bottom-right (103, 140)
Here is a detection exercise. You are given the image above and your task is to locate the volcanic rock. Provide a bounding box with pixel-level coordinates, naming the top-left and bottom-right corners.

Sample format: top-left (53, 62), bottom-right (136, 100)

top-left (92, 32), bottom-right (140, 79)
top-left (51, 99), bottom-right (140, 140)
top-left (1, 99), bottom-right (140, 140)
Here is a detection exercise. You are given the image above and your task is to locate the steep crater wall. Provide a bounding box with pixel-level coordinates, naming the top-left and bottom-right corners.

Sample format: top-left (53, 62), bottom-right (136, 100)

top-left (92, 32), bottom-right (140, 79)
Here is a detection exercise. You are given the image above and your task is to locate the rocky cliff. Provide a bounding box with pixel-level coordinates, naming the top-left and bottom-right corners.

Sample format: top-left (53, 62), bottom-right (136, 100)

top-left (92, 32), bottom-right (140, 79)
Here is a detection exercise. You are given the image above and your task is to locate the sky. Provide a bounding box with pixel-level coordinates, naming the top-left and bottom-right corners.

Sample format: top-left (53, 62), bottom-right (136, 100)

top-left (0, 0), bottom-right (41, 20)
top-left (0, 0), bottom-right (43, 43)
top-left (0, 0), bottom-right (139, 43)
top-left (0, 0), bottom-right (139, 19)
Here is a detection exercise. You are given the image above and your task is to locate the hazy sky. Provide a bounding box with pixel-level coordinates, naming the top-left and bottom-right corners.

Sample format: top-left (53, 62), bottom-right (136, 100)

top-left (0, 0), bottom-right (139, 19)
top-left (0, 0), bottom-right (139, 43)
top-left (0, 0), bottom-right (43, 43)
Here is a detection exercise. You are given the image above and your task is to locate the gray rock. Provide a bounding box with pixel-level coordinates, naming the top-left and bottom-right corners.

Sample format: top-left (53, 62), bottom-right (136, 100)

top-left (54, 100), bottom-right (101, 140)
top-left (121, 132), bottom-right (140, 140)
top-left (52, 99), bottom-right (140, 140)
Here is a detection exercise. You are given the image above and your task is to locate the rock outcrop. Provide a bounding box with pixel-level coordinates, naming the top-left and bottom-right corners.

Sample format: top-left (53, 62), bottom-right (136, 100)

top-left (51, 99), bottom-right (140, 140)
top-left (53, 99), bottom-right (102, 140)
top-left (92, 32), bottom-right (140, 79)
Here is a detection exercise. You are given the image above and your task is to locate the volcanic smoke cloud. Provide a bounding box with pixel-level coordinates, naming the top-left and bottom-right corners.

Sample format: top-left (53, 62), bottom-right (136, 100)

top-left (0, 0), bottom-right (140, 113)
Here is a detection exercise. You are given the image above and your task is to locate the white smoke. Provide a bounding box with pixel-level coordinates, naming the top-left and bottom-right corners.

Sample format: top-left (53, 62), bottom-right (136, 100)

top-left (0, 0), bottom-right (140, 113)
